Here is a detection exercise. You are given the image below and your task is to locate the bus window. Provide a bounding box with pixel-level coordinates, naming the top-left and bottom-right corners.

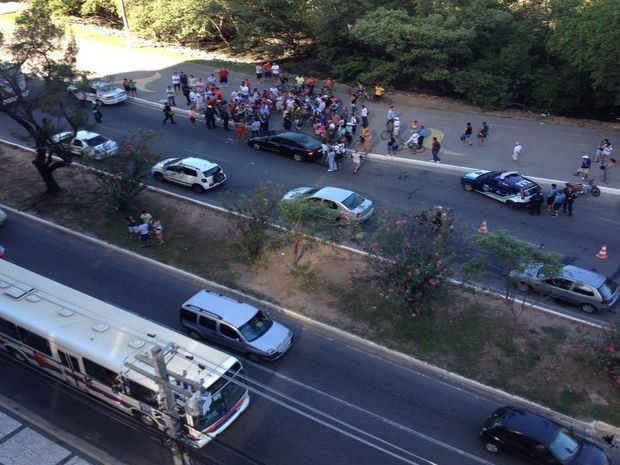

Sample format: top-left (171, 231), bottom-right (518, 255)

top-left (17, 327), bottom-right (52, 356)
top-left (123, 379), bottom-right (159, 407)
top-left (82, 358), bottom-right (118, 387)
top-left (0, 317), bottom-right (18, 339)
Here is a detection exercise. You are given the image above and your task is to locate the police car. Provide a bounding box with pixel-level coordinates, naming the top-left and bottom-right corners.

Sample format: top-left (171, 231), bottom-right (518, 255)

top-left (461, 170), bottom-right (541, 208)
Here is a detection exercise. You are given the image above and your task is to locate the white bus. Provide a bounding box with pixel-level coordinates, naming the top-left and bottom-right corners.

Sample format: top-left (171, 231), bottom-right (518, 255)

top-left (0, 65), bottom-right (28, 105)
top-left (0, 260), bottom-right (250, 448)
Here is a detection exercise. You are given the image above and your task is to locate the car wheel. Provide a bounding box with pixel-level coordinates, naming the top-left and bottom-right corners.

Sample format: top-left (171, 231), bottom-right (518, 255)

top-left (591, 187), bottom-right (601, 197)
top-left (252, 142), bottom-right (261, 150)
top-left (188, 330), bottom-right (201, 340)
top-left (95, 99), bottom-right (104, 106)
top-left (484, 443), bottom-right (500, 453)
top-left (579, 303), bottom-right (598, 314)
top-left (517, 282), bottom-right (531, 293)
top-left (463, 182), bottom-right (475, 192)
top-left (505, 200), bottom-right (516, 209)
top-left (191, 184), bottom-right (205, 193)
top-left (153, 172), bottom-right (164, 181)
top-left (293, 153), bottom-right (303, 162)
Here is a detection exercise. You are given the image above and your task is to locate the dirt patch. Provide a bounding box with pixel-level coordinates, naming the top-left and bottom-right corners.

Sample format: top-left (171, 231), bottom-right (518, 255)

top-left (0, 143), bottom-right (617, 425)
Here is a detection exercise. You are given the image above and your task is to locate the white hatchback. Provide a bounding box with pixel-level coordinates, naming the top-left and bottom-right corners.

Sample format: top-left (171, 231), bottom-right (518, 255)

top-left (151, 157), bottom-right (227, 193)
top-left (50, 131), bottom-right (119, 160)
top-left (67, 81), bottom-right (127, 105)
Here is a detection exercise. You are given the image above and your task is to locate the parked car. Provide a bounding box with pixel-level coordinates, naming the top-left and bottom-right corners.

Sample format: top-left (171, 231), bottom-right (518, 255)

top-left (66, 81), bottom-right (127, 105)
top-left (151, 157), bottom-right (226, 193)
top-left (0, 208), bottom-right (6, 226)
top-left (282, 186), bottom-right (375, 222)
top-left (480, 406), bottom-right (610, 465)
top-left (180, 290), bottom-right (294, 360)
top-left (50, 131), bottom-right (119, 160)
top-left (461, 170), bottom-right (541, 208)
top-left (248, 131), bottom-right (323, 162)
top-left (511, 264), bottom-right (619, 314)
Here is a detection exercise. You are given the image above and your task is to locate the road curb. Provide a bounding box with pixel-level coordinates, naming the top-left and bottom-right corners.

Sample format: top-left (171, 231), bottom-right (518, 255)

top-left (126, 97), bottom-right (620, 196)
top-left (1, 203), bottom-right (618, 443)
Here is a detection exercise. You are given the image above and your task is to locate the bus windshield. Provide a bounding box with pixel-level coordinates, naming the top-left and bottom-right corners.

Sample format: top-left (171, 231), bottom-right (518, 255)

top-left (193, 378), bottom-right (246, 431)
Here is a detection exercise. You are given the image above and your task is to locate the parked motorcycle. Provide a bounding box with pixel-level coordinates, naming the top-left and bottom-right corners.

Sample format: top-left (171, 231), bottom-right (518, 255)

top-left (565, 180), bottom-right (601, 197)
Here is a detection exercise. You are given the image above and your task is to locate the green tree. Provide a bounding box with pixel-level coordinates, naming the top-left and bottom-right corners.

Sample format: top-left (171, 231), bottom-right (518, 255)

top-left (223, 182), bottom-right (283, 260)
top-left (363, 207), bottom-right (465, 319)
top-left (469, 230), bottom-right (561, 320)
top-left (0, 0), bottom-right (84, 193)
top-left (277, 198), bottom-right (341, 267)
top-left (97, 130), bottom-right (161, 211)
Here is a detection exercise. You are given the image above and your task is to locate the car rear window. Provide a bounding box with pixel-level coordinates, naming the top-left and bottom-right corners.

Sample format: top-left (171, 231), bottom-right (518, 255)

top-left (599, 278), bottom-right (618, 300)
top-left (202, 166), bottom-right (220, 177)
top-left (86, 135), bottom-right (108, 147)
top-left (294, 134), bottom-right (320, 150)
top-left (341, 193), bottom-right (365, 209)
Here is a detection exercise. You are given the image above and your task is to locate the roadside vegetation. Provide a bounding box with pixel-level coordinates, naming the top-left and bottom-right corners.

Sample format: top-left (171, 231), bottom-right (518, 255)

top-left (28, 0), bottom-right (620, 118)
top-left (0, 145), bottom-right (618, 426)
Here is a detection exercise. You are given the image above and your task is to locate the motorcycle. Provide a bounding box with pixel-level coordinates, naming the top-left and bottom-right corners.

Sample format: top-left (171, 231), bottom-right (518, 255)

top-left (565, 180), bottom-right (601, 197)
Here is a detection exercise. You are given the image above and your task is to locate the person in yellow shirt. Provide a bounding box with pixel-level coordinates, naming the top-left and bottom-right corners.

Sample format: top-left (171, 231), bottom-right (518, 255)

top-left (374, 84), bottom-right (385, 100)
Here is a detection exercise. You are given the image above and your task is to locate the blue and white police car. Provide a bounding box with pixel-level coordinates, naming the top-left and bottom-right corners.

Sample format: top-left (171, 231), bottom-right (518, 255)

top-left (461, 170), bottom-right (541, 208)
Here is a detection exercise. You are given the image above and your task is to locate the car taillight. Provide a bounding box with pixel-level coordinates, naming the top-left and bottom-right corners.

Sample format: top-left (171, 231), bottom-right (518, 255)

top-left (356, 212), bottom-right (361, 219)
top-left (602, 299), bottom-right (610, 304)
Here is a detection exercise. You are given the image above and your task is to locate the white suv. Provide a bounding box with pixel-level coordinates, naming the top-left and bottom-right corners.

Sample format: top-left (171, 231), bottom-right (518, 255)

top-left (67, 81), bottom-right (127, 105)
top-left (151, 157), bottom-right (227, 193)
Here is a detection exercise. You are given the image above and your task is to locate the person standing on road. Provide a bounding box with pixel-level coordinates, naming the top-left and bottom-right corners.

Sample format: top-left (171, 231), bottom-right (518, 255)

top-left (552, 189), bottom-right (566, 218)
top-left (205, 105), bottom-right (216, 129)
top-left (128, 79), bottom-right (137, 96)
top-left (431, 137), bottom-right (441, 163)
top-left (600, 157), bottom-right (615, 183)
top-left (162, 103), bottom-right (176, 124)
top-left (460, 122), bottom-right (473, 145)
top-left (165, 86), bottom-right (176, 106)
top-left (188, 107), bottom-right (198, 128)
top-left (562, 187), bottom-right (576, 217)
top-left (327, 145), bottom-right (338, 172)
top-left (387, 135), bottom-right (398, 155)
top-left (529, 192), bottom-right (543, 215)
top-left (512, 142), bottom-right (523, 166)
top-left (91, 101), bottom-right (102, 123)
top-left (546, 184), bottom-right (558, 212)
top-left (576, 155), bottom-right (591, 180)
top-left (171, 72), bottom-right (181, 93)
top-left (271, 62), bottom-right (280, 83)
top-left (152, 219), bottom-right (164, 245)
top-left (218, 67), bottom-right (229, 87)
top-left (387, 106), bottom-right (396, 125)
top-left (361, 105), bottom-right (369, 128)
top-left (361, 126), bottom-right (372, 154)
top-left (137, 220), bottom-right (150, 248)
top-left (352, 149), bottom-right (362, 174)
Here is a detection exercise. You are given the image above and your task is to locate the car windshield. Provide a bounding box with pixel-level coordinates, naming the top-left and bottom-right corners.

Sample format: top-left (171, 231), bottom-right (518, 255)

top-left (548, 427), bottom-right (581, 463)
top-left (238, 310), bottom-right (273, 342)
top-left (341, 192), bottom-right (365, 210)
top-left (163, 158), bottom-right (182, 167)
top-left (203, 167), bottom-right (220, 177)
top-left (86, 135), bottom-right (109, 147)
top-left (599, 278), bottom-right (618, 300)
top-left (97, 83), bottom-right (117, 92)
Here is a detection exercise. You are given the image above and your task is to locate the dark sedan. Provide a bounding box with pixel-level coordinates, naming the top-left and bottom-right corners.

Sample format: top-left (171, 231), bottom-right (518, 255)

top-left (248, 131), bottom-right (322, 162)
top-left (480, 407), bottom-right (610, 465)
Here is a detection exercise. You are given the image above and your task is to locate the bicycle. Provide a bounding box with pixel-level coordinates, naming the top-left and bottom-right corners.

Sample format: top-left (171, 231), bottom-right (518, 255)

top-left (409, 143), bottom-right (426, 154)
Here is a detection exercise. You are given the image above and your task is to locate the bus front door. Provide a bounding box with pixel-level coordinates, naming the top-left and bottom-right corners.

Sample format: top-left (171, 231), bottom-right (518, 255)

top-left (57, 349), bottom-right (85, 389)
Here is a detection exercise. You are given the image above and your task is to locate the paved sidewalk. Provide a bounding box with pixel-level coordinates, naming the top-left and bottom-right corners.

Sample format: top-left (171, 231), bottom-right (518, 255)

top-left (0, 395), bottom-right (121, 465)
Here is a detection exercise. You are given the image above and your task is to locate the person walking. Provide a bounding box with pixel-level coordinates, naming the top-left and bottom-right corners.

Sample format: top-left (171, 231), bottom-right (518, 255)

top-left (360, 105), bottom-right (369, 128)
top-left (562, 187), bottom-right (576, 217)
top-left (387, 135), bottom-right (398, 155)
top-left (171, 72), bottom-right (181, 93)
top-left (431, 137), bottom-right (441, 163)
top-left (347, 114), bottom-right (358, 136)
top-left (165, 86), bottom-right (176, 106)
top-left (91, 101), bottom-right (102, 123)
top-left (182, 83), bottom-right (191, 105)
top-left (327, 145), bottom-right (337, 172)
top-left (600, 157), bottom-right (616, 183)
top-left (152, 219), bottom-right (164, 244)
top-left (361, 127), bottom-right (372, 155)
top-left (552, 190), bottom-right (565, 217)
top-left (512, 142), bottom-right (523, 166)
top-left (576, 155), bottom-right (591, 180)
top-left (529, 192), bottom-right (543, 215)
top-left (162, 103), bottom-right (176, 124)
top-left (546, 184), bottom-right (558, 212)
top-left (460, 122), bottom-right (473, 145)
top-left (352, 149), bottom-right (362, 174)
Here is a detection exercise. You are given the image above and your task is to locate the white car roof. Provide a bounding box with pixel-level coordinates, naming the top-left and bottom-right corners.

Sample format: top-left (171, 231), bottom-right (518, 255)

top-left (182, 290), bottom-right (259, 328)
top-left (178, 157), bottom-right (219, 171)
top-left (53, 131), bottom-right (102, 141)
top-left (313, 186), bottom-right (356, 203)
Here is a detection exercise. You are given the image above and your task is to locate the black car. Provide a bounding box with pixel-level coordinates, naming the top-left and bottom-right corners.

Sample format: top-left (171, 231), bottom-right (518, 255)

top-left (248, 131), bottom-right (322, 162)
top-left (461, 169), bottom-right (541, 208)
top-left (480, 407), bottom-right (610, 465)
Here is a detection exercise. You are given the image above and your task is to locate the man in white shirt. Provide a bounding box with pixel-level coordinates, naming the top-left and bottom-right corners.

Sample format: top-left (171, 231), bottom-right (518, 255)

top-left (512, 142), bottom-right (523, 166)
top-left (171, 72), bottom-right (181, 92)
top-left (360, 105), bottom-right (369, 128)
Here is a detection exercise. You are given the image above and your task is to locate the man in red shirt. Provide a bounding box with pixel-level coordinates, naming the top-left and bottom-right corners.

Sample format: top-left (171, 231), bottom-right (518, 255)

top-left (263, 62), bottom-right (272, 80)
top-left (218, 67), bottom-right (229, 87)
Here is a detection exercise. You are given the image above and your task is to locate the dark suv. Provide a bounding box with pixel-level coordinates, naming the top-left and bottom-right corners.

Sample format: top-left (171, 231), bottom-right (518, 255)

top-left (480, 407), bottom-right (610, 465)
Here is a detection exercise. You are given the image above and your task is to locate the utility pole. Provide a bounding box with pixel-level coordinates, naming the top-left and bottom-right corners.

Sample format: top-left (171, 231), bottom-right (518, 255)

top-left (118, 0), bottom-right (132, 48)
top-left (127, 345), bottom-right (194, 465)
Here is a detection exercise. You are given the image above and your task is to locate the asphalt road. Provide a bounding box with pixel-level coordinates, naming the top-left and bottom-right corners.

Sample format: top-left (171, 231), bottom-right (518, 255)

top-left (5, 212), bottom-right (620, 465)
top-left (1, 99), bottom-right (618, 324)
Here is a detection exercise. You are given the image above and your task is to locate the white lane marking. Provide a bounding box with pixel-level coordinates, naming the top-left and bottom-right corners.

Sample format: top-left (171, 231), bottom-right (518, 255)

top-left (248, 361), bottom-right (499, 465)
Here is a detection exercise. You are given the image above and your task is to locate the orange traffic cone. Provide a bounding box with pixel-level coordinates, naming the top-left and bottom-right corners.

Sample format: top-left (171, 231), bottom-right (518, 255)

top-left (596, 244), bottom-right (608, 259)
top-left (478, 220), bottom-right (489, 234)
